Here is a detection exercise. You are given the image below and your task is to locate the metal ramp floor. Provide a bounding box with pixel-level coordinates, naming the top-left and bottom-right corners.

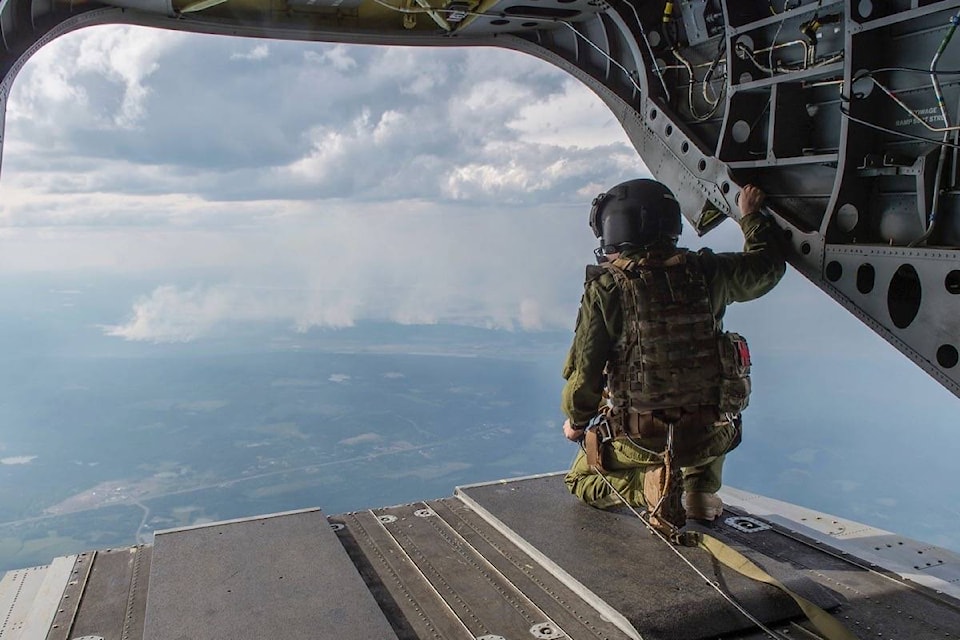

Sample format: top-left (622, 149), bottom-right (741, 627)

top-left (3, 473), bottom-right (960, 639)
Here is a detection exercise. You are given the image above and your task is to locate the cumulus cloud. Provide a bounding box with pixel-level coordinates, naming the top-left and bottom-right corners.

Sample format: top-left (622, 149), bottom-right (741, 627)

top-left (8, 25), bottom-right (184, 131)
top-left (3, 32), bottom-right (637, 204)
top-left (0, 28), bottom-right (652, 340)
top-left (102, 285), bottom-right (240, 343)
top-left (231, 44), bottom-right (270, 61)
top-left (73, 192), bottom-right (601, 342)
top-left (303, 45), bottom-right (356, 72)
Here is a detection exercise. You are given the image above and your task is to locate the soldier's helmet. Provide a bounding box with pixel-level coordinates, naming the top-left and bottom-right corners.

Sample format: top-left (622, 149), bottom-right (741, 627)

top-left (589, 179), bottom-right (682, 254)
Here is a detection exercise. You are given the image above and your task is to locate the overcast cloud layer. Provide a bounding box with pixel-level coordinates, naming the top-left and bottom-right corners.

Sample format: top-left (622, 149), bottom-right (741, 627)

top-left (0, 27), bottom-right (648, 340)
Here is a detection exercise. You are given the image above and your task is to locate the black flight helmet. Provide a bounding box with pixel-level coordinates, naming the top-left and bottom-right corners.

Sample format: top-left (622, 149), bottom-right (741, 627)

top-left (589, 179), bottom-right (682, 254)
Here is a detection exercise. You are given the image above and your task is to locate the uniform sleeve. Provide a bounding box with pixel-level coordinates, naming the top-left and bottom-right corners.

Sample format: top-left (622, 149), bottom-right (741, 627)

top-left (702, 212), bottom-right (787, 307)
top-left (561, 278), bottom-right (618, 424)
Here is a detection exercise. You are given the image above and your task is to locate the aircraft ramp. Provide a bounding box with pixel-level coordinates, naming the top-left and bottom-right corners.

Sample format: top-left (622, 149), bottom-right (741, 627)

top-left (2, 473), bottom-right (960, 639)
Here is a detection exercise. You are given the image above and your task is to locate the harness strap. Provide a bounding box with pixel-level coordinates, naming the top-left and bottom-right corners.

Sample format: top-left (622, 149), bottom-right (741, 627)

top-left (698, 534), bottom-right (859, 640)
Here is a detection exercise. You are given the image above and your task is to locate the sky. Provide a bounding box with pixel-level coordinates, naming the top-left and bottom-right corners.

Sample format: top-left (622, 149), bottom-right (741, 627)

top-left (1, 25), bottom-right (958, 546)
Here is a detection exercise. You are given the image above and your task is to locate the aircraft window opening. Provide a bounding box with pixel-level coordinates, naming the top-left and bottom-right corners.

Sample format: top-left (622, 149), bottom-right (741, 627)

top-left (800, 242), bottom-right (811, 255)
top-left (887, 264), bottom-right (922, 330)
top-left (681, 141), bottom-right (689, 153)
top-left (720, 182), bottom-right (730, 194)
top-left (697, 159), bottom-right (707, 172)
top-left (825, 261), bottom-right (842, 282)
top-left (665, 124), bottom-right (673, 136)
top-left (857, 263), bottom-right (876, 294)
top-left (649, 108), bottom-right (658, 120)
top-left (946, 270), bottom-right (960, 294)
top-left (937, 345), bottom-right (959, 369)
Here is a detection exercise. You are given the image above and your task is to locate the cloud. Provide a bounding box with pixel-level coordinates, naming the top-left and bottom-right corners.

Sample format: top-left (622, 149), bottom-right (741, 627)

top-left (8, 25), bottom-right (185, 132)
top-left (339, 433), bottom-right (381, 446)
top-left (303, 45), bottom-right (356, 72)
top-left (231, 44), bottom-right (270, 61)
top-left (508, 78), bottom-right (627, 148)
top-left (92, 198), bottom-right (597, 341)
top-left (328, 374), bottom-right (351, 383)
top-left (1, 456), bottom-right (37, 465)
top-left (102, 284), bottom-right (252, 343)
top-left (3, 32), bottom-right (637, 204)
top-left (0, 28), bottom-right (746, 343)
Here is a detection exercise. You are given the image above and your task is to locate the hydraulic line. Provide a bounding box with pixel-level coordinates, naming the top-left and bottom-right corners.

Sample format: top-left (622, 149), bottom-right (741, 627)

top-left (561, 21), bottom-right (644, 96)
top-left (839, 107), bottom-right (960, 149)
top-left (912, 7), bottom-right (960, 245)
top-left (622, 0), bottom-right (671, 100)
top-left (671, 47), bottom-right (724, 121)
top-left (855, 75), bottom-right (960, 133)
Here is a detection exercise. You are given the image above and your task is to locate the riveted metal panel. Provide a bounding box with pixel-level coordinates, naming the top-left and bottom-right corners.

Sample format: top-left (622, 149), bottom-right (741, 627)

top-left (142, 508), bottom-right (397, 640)
top-left (457, 475), bottom-right (837, 640)
top-left (8, 556), bottom-right (75, 640)
top-left (1, 565), bottom-right (49, 639)
top-left (46, 546), bottom-right (152, 640)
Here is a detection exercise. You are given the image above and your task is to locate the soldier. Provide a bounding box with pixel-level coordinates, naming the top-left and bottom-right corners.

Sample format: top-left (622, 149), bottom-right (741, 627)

top-left (561, 179), bottom-right (785, 533)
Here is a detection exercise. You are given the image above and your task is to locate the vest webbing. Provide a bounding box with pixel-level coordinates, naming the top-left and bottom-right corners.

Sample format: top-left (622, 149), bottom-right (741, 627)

top-left (604, 251), bottom-right (721, 414)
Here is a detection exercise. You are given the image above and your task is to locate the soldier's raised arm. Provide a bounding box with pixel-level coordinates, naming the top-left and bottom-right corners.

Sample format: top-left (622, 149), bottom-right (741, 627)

top-left (701, 185), bottom-right (787, 308)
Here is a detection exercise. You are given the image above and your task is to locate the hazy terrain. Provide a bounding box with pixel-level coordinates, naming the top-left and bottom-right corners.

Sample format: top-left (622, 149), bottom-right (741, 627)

top-left (1, 274), bottom-right (958, 571)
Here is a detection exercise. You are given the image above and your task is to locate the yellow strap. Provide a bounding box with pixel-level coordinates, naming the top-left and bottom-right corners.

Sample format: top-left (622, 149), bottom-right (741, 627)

top-left (699, 534), bottom-right (859, 640)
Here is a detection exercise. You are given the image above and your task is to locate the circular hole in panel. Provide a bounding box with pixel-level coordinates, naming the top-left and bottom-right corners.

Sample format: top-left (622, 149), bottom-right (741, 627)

top-left (490, 18), bottom-right (509, 25)
top-left (650, 109), bottom-right (658, 120)
top-left (945, 270), bottom-right (960, 294)
top-left (739, 71), bottom-right (754, 84)
top-left (731, 120), bottom-right (751, 143)
top-left (665, 124), bottom-right (673, 137)
top-left (522, 21), bottom-right (537, 26)
top-left (858, 0), bottom-right (874, 19)
top-left (937, 344), bottom-right (959, 369)
top-left (857, 263), bottom-right (876, 294)
top-left (801, 242), bottom-right (811, 255)
top-left (698, 159), bottom-right (707, 172)
top-left (825, 261), bottom-right (843, 282)
top-left (721, 182), bottom-right (730, 194)
top-left (887, 264), bottom-right (922, 329)
top-left (783, 229), bottom-right (793, 242)
top-left (681, 141), bottom-right (689, 153)
top-left (836, 203), bottom-right (859, 232)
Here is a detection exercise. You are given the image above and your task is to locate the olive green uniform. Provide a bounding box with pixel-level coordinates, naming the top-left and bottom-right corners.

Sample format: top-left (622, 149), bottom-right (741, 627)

top-left (562, 212), bottom-right (786, 509)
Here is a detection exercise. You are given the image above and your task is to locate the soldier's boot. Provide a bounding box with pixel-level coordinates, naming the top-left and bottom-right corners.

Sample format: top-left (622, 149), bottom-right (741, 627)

top-left (642, 464), bottom-right (685, 535)
top-left (683, 492), bottom-right (724, 521)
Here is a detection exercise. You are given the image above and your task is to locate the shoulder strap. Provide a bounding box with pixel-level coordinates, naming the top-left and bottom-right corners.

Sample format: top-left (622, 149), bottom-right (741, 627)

top-left (585, 264), bottom-right (606, 283)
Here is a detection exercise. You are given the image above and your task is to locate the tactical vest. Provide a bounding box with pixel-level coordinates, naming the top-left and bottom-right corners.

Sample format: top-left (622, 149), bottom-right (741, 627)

top-left (603, 251), bottom-right (723, 414)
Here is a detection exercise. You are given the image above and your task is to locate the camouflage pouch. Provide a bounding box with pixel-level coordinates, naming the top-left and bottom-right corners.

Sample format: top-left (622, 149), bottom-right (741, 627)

top-left (583, 428), bottom-right (607, 474)
top-left (717, 332), bottom-right (752, 414)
